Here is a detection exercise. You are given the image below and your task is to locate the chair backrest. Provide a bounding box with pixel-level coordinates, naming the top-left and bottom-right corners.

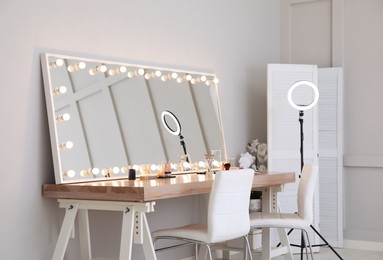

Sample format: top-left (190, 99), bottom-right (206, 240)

top-left (207, 169), bottom-right (254, 243)
top-left (297, 164), bottom-right (318, 224)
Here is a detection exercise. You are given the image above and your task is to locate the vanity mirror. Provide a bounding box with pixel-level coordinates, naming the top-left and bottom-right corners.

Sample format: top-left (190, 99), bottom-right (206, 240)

top-left (41, 53), bottom-right (227, 184)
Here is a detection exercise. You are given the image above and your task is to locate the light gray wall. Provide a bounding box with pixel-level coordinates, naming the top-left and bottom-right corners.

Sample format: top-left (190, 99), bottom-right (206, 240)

top-left (343, 0), bottom-right (383, 244)
top-left (0, 0), bottom-right (280, 259)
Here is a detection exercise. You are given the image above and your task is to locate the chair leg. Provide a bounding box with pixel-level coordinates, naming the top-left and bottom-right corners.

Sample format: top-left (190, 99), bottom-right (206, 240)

top-left (244, 235), bottom-right (253, 260)
top-left (303, 230), bottom-right (314, 260)
top-left (195, 243), bottom-right (199, 260)
top-left (205, 244), bottom-right (213, 260)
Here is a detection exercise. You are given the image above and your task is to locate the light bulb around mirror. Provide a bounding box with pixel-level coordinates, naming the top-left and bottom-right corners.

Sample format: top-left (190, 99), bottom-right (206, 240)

top-left (52, 86), bottom-right (67, 95)
top-left (155, 70), bottom-right (162, 77)
top-left (89, 65), bottom-right (107, 75)
top-left (185, 74), bottom-right (192, 81)
top-left (92, 168), bottom-right (100, 175)
top-left (67, 62), bottom-right (86, 72)
top-left (112, 167), bottom-right (120, 174)
top-left (121, 166), bottom-right (129, 174)
top-left (56, 113), bottom-right (70, 122)
top-left (138, 68), bottom-right (145, 75)
top-left (171, 72), bottom-right (178, 79)
top-left (59, 141), bottom-right (74, 150)
top-left (50, 59), bottom-right (64, 68)
top-left (200, 75), bottom-right (207, 82)
top-left (63, 170), bottom-right (75, 178)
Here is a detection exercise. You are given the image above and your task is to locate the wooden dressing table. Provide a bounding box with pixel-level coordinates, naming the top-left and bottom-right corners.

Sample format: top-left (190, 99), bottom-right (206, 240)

top-left (43, 171), bottom-right (295, 260)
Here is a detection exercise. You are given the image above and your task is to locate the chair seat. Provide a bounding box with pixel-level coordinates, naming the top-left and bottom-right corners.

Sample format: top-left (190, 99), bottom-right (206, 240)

top-left (153, 224), bottom-right (210, 243)
top-left (250, 212), bottom-right (311, 230)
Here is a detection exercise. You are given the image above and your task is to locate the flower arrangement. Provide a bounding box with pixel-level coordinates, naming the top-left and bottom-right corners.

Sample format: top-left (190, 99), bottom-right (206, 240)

top-left (244, 139), bottom-right (268, 171)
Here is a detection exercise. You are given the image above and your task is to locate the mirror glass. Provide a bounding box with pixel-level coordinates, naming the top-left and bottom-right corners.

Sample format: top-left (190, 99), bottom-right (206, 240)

top-left (41, 53), bottom-right (226, 184)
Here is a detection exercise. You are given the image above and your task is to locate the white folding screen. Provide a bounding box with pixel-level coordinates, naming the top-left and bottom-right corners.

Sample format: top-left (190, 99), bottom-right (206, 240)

top-left (267, 64), bottom-right (320, 250)
top-left (267, 64), bottom-right (344, 250)
top-left (318, 67), bottom-right (343, 247)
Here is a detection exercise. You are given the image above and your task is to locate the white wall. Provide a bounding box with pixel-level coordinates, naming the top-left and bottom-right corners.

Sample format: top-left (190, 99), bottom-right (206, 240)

top-left (343, 0), bottom-right (383, 245)
top-left (0, 1), bottom-right (280, 259)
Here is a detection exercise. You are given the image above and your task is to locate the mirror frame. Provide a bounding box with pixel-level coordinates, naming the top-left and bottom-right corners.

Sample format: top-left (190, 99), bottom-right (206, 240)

top-left (41, 53), bottom-right (227, 184)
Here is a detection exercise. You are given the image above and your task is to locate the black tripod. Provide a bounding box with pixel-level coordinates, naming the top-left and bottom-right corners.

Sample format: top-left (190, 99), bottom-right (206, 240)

top-left (277, 110), bottom-right (343, 260)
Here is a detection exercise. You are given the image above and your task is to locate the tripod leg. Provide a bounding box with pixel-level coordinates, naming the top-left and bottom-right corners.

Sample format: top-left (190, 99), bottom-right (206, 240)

top-left (310, 225), bottom-right (343, 259)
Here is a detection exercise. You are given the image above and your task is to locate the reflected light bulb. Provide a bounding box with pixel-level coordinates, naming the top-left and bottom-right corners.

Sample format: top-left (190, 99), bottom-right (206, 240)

top-left (119, 66), bottom-right (127, 73)
top-left (198, 161), bottom-right (206, 168)
top-left (150, 164), bottom-right (158, 171)
top-left (92, 168), bottom-right (100, 175)
top-left (155, 71), bottom-right (162, 77)
top-left (185, 74), bottom-right (192, 81)
top-left (127, 71), bottom-right (134, 78)
top-left (171, 72), bottom-right (178, 79)
top-left (80, 170), bottom-right (89, 177)
top-left (112, 167), bottom-right (120, 174)
top-left (121, 166), bottom-right (129, 173)
top-left (177, 77), bottom-right (183, 83)
top-left (138, 68), bottom-right (145, 75)
top-left (200, 75), bottom-right (207, 82)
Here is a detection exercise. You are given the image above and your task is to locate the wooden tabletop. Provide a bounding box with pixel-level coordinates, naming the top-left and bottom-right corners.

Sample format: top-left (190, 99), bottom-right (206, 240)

top-left (42, 171), bottom-right (295, 202)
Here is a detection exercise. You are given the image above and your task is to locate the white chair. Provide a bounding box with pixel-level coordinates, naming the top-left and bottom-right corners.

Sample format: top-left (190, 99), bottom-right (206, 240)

top-left (152, 169), bottom-right (255, 260)
top-left (249, 164), bottom-right (318, 259)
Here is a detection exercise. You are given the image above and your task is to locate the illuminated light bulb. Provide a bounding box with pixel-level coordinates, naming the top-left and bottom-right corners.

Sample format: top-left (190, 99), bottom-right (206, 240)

top-left (155, 70), bottom-right (162, 77)
top-left (92, 168), bottom-right (100, 175)
top-left (127, 71), bottom-right (135, 78)
top-left (144, 73), bottom-right (151, 80)
top-left (68, 62), bottom-right (86, 72)
top-left (185, 74), bottom-right (192, 81)
top-left (161, 75), bottom-right (167, 81)
top-left (112, 167), bottom-right (120, 174)
top-left (89, 65), bottom-right (107, 75)
top-left (205, 79), bottom-right (211, 86)
top-left (183, 162), bottom-right (191, 170)
top-left (171, 72), bottom-right (178, 79)
top-left (198, 161), bottom-right (206, 168)
top-left (56, 113), bottom-right (71, 122)
top-left (177, 77), bottom-right (183, 83)
top-left (50, 59), bottom-right (64, 68)
top-left (212, 160), bottom-right (220, 168)
top-left (121, 166), bottom-right (129, 174)
top-left (52, 86), bottom-right (67, 95)
top-left (80, 169), bottom-right (89, 177)
top-left (101, 168), bottom-right (109, 176)
top-left (60, 141), bottom-right (74, 150)
top-left (150, 164), bottom-right (158, 171)
top-left (64, 170), bottom-right (75, 178)
top-left (138, 68), bottom-right (145, 75)
top-left (190, 78), bottom-right (196, 84)
top-left (118, 66), bottom-right (127, 73)
top-left (200, 75), bottom-right (207, 82)
top-left (213, 78), bottom-right (219, 84)
top-left (133, 165), bottom-right (140, 171)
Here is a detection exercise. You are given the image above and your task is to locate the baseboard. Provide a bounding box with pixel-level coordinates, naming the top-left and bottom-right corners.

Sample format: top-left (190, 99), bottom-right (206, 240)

top-left (344, 239), bottom-right (383, 252)
top-left (180, 257), bottom-right (194, 260)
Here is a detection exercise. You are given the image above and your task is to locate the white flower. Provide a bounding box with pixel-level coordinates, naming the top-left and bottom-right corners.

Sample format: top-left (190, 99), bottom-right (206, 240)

top-left (238, 152), bottom-right (255, 169)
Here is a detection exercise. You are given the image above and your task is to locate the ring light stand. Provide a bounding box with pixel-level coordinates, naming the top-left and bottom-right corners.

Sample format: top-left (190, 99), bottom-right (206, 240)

top-left (161, 110), bottom-right (189, 163)
top-left (282, 81), bottom-right (343, 259)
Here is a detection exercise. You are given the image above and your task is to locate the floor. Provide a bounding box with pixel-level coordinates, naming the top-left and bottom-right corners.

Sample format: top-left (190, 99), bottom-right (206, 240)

top-left (228, 247), bottom-right (383, 260)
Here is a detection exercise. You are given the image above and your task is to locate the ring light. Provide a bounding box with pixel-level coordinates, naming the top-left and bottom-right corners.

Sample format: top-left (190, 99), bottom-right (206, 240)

top-left (287, 80), bottom-right (319, 111)
top-left (161, 110), bottom-right (181, 136)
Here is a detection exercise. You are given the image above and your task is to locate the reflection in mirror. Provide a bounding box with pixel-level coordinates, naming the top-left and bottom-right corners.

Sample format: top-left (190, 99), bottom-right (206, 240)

top-left (41, 53), bottom-right (226, 184)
